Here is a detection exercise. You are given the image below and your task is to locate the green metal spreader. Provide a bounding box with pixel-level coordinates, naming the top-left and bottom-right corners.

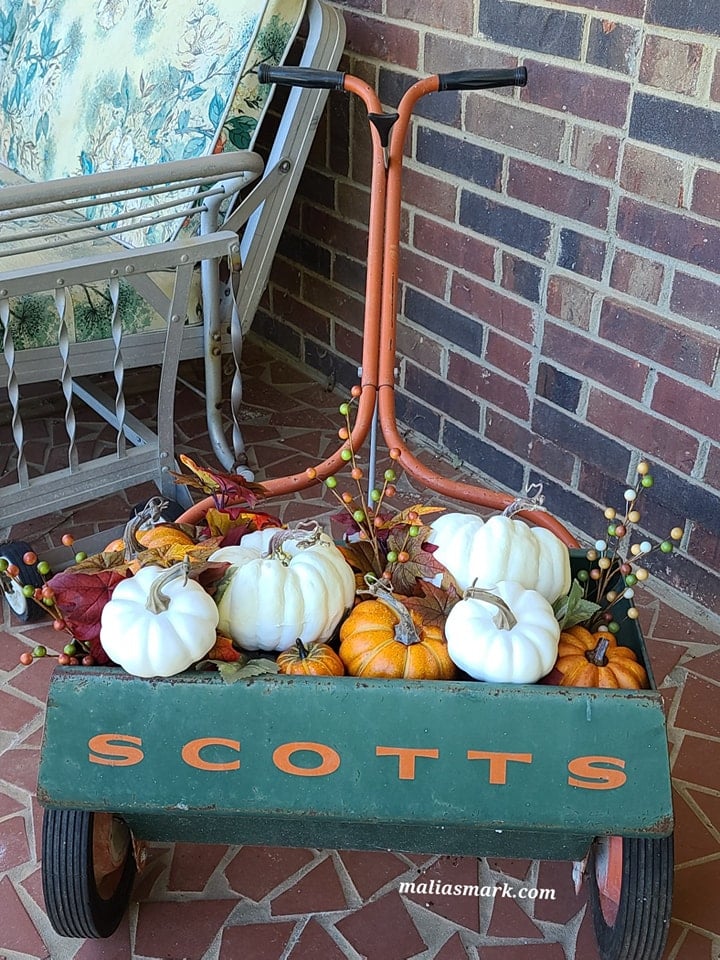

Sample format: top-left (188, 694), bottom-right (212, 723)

top-left (23, 62), bottom-right (677, 959)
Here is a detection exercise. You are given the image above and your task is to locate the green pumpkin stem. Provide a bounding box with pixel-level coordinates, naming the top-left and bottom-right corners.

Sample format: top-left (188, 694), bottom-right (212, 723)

top-left (464, 584), bottom-right (518, 630)
top-left (145, 559), bottom-right (190, 615)
top-left (585, 636), bottom-right (610, 667)
top-left (266, 522), bottom-right (322, 564)
top-left (122, 496), bottom-right (169, 561)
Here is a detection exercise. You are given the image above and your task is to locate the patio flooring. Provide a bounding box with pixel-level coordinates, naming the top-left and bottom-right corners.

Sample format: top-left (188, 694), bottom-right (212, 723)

top-left (1, 336), bottom-right (719, 960)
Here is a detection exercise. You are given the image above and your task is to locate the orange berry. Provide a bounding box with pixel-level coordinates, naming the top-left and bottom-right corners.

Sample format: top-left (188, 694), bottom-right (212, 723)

top-left (351, 467), bottom-right (363, 481)
top-left (23, 551), bottom-right (37, 565)
top-left (351, 385), bottom-right (362, 398)
top-left (20, 652), bottom-right (33, 666)
top-left (61, 533), bottom-right (75, 547)
top-left (52, 619), bottom-right (66, 631)
top-left (389, 448), bottom-right (401, 460)
top-left (306, 467), bottom-right (317, 480)
top-left (6, 563), bottom-right (19, 578)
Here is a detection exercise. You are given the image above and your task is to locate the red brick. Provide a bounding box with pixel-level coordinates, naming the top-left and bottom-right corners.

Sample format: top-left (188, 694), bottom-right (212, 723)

top-left (448, 352), bottom-right (530, 419)
top-left (404, 167), bottom-right (457, 220)
top-left (713, 55), bottom-right (720, 103)
top-left (386, 0), bottom-right (472, 33)
top-left (687, 524), bottom-right (720, 572)
top-left (424, 34), bottom-right (515, 76)
top-left (704, 445), bottom-right (720, 490)
top-left (303, 276), bottom-right (366, 331)
top-left (396, 320), bottom-right (445, 374)
top-left (507, 159), bottom-right (610, 229)
top-left (485, 410), bottom-right (575, 483)
top-left (620, 144), bottom-right (685, 206)
top-left (570, 127), bottom-right (620, 179)
top-left (521, 59), bottom-right (631, 128)
top-left (398, 246), bottom-right (448, 300)
top-left (333, 320), bottom-right (363, 363)
top-left (414, 216), bottom-right (495, 281)
top-left (670, 272), bottom-right (720, 328)
top-left (450, 274), bottom-right (535, 342)
top-left (586, 388), bottom-right (698, 473)
top-left (343, 12), bottom-right (420, 70)
top-left (337, 181), bottom-right (371, 226)
top-left (301, 207), bottom-right (369, 261)
top-left (600, 297), bottom-right (720, 383)
top-left (484, 329), bottom-right (532, 382)
top-left (610, 249), bottom-right (664, 304)
top-left (465, 97), bottom-right (565, 162)
top-left (545, 275), bottom-right (595, 330)
top-left (274, 291), bottom-right (330, 342)
top-left (692, 168), bottom-right (720, 222)
top-left (652, 373), bottom-right (720, 436)
top-left (640, 35), bottom-right (703, 96)
top-left (542, 321), bottom-right (649, 400)
top-left (616, 197), bottom-right (720, 274)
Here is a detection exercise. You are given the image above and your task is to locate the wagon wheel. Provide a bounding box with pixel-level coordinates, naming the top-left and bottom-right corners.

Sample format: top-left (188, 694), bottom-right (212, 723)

top-left (587, 834), bottom-right (673, 960)
top-left (42, 809), bottom-right (137, 939)
top-left (0, 540), bottom-right (45, 622)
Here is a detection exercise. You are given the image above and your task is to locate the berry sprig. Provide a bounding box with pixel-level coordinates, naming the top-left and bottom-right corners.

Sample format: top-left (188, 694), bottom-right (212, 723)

top-left (576, 460), bottom-right (682, 633)
top-left (314, 391), bottom-right (434, 584)
top-left (1, 535), bottom-right (95, 667)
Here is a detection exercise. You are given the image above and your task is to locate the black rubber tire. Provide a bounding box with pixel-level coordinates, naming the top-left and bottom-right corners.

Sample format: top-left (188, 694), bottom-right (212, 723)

top-left (588, 834), bottom-right (674, 960)
top-left (41, 808), bottom-right (136, 939)
top-left (0, 540), bottom-right (45, 622)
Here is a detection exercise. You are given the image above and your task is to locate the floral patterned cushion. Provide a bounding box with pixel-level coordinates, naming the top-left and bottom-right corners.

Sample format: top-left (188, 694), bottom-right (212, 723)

top-left (0, 0), bottom-right (305, 245)
top-left (0, 0), bottom-right (23, 81)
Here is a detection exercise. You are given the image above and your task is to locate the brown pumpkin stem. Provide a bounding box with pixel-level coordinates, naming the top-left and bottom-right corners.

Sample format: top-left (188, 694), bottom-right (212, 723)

top-left (122, 497), bottom-right (169, 561)
top-left (265, 522), bottom-right (323, 564)
top-left (365, 578), bottom-right (422, 646)
top-left (464, 584), bottom-right (518, 630)
top-left (501, 482), bottom-right (547, 519)
top-left (585, 636), bottom-right (610, 667)
top-left (145, 558), bottom-right (190, 615)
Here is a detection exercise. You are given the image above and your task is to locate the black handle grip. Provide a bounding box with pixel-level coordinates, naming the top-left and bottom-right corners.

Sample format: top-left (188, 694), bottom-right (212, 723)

top-left (257, 65), bottom-right (346, 90)
top-left (437, 66), bottom-right (527, 92)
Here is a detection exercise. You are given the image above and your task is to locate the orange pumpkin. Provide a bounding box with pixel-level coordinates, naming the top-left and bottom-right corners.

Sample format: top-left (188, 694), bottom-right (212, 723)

top-left (339, 589), bottom-right (456, 680)
top-left (277, 639), bottom-right (345, 677)
top-left (554, 625), bottom-right (648, 689)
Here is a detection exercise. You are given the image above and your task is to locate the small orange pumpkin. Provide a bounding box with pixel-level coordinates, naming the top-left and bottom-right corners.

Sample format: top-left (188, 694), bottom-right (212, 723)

top-left (277, 639), bottom-right (345, 677)
top-left (338, 586), bottom-right (456, 680)
top-left (554, 625), bottom-right (648, 689)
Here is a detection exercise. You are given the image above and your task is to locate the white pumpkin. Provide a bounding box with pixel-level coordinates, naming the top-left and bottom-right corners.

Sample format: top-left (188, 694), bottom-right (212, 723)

top-left (445, 580), bottom-right (560, 684)
top-left (427, 512), bottom-right (571, 603)
top-left (100, 563), bottom-right (219, 678)
top-left (209, 525), bottom-right (355, 652)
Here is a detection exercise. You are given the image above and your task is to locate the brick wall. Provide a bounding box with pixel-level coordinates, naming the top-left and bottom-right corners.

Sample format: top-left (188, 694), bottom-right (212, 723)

top-left (254, 0), bottom-right (720, 614)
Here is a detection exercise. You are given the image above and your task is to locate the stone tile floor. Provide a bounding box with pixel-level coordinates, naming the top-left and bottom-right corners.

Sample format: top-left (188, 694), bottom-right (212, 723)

top-left (1, 336), bottom-right (719, 960)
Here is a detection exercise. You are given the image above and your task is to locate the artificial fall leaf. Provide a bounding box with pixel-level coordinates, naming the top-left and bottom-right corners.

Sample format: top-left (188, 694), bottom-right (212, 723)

top-left (208, 656), bottom-right (279, 683)
top-left (69, 550), bottom-right (137, 577)
top-left (192, 560), bottom-right (231, 597)
top-left (384, 525), bottom-right (448, 596)
top-left (204, 634), bottom-right (242, 662)
top-left (203, 506), bottom-right (283, 543)
top-left (44, 568), bottom-right (126, 663)
top-left (171, 454), bottom-right (266, 508)
top-left (338, 540), bottom-right (383, 579)
top-left (377, 504), bottom-right (445, 530)
top-left (403, 580), bottom-right (461, 630)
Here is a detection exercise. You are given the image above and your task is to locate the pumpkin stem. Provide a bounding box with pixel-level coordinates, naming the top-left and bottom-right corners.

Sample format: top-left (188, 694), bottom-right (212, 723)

top-left (265, 522), bottom-right (323, 564)
top-left (464, 584), bottom-right (518, 630)
top-left (502, 482), bottom-right (547, 519)
top-left (122, 497), bottom-right (169, 561)
top-left (365, 578), bottom-right (422, 646)
top-left (585, 636), bottom-right (610, 667)
top-left (145, 558), bottom-right (190, 615)
top-left (295, 638), bottom-right (310, 660)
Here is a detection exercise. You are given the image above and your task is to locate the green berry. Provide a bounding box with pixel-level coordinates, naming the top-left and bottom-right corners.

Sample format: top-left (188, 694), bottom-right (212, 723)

top-left (353, 509), bottom-right (366, 524)
top-left (325, 476), bottom-right (338, 489)
top-left (340, 448), bottom-right (352, 462)
top-left (43, 597), bottom-right (55, 607)
top-left (22, 584), bottom-right (35, 598)
top-left (408, 525), bottom-right (420, 537)
top-left (577, 570), bottom-right (589, 582)
top-left (607, 524), bottom-right (617, 537)
top-left (63, 643), bottom-right (77, 656)
top-left (640, 475), bottom-right (654, 488)
top-left (37, 560), bottom-right (51, 576)
top-left (607, 621), bottom-right (620, 634)
top-left (74, 552), bottom-right (87, 562)
top-left (339, 402), bottom-right (350, 416)
top-left (386, 551), bottom-right (398, 564)
top-left (384, 468), bottom-right (396, 482)
top-left (33, 646), bottom-right (47, 658)
top-left (0, 558), bottom-right (8, 573)
top-left (660, 540), bottom-right (673, 554)
top-left (370, 489), bottom-right (381, 502)
top-left (624, 574), bottom-right (637, 587)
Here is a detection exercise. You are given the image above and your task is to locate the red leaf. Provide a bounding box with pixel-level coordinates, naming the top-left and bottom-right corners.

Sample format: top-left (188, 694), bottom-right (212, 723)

top-left (46, 569), bottom-right (126, 658)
